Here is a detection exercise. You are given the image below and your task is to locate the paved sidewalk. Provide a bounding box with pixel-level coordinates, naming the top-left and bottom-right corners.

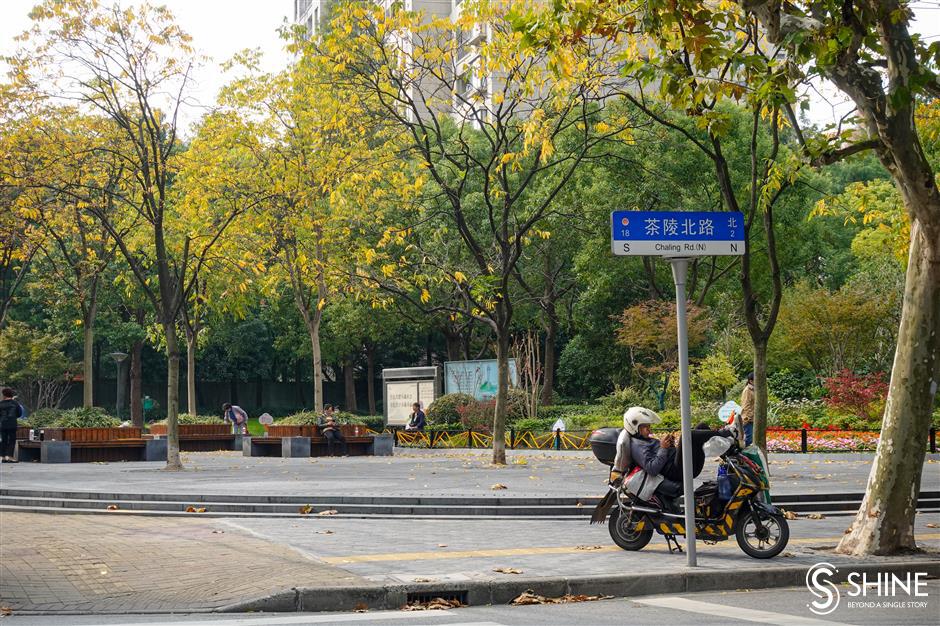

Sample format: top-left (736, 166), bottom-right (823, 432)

top-left (2, 510), bottom-right (938, 614)
top-left (2, 449), bottom-right (937, 499)
top-left (0, 512), bottom-right (364, 614)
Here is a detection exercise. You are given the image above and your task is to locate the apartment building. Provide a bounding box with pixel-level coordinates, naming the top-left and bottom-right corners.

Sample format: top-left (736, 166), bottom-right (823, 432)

top-left (294, 0), bottom-right (330, 38)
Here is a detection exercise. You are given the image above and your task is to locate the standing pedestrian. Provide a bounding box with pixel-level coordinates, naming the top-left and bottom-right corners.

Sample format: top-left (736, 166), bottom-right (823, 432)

top-left (222, 403), bottom-right (249, 435)
top-left (740, 372), bottom-right (755, 446)
top-left (0, 388), bottom-right (21, 463)
top-left (319, 405), bottom-right (347, 456)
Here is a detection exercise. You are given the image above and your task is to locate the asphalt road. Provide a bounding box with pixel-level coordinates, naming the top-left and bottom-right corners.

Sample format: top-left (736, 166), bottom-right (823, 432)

top-left (3, 582), bottom-right (938, 625)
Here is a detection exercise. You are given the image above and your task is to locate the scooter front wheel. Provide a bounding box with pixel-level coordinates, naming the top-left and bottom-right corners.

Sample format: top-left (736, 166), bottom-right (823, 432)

top-left (609, 507), bottom-right (653, 551)
top-left (735, 509), bottom-right (789, 558)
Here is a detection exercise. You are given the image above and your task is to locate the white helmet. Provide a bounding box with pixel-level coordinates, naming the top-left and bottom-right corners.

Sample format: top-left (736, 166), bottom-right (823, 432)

top-left (623, 406), bottom-right (661, 435)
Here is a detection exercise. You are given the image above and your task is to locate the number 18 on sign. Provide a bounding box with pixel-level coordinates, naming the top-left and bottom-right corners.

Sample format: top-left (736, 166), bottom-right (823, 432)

top-left (611, 210), bottom-right (745, 256)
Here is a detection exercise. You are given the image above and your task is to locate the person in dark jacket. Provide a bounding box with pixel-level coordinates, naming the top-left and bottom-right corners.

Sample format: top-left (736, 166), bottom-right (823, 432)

top-left (318, 405), bottom-right (347, 456)
top-left (0, 388), bottom-right (21, 463)
top-left (405, 402), bottom-right (426, 432)
top-left (625, 407), bottom-right (735, 510)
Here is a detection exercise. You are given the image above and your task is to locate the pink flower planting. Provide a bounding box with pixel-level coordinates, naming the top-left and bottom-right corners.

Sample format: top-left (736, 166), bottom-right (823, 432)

top-left (764, 429), bottom-right (880, 452)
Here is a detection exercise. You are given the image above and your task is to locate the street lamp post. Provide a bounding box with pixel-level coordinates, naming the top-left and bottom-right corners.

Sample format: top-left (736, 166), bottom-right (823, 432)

top-left (110, 352), bottom-right (128, 420)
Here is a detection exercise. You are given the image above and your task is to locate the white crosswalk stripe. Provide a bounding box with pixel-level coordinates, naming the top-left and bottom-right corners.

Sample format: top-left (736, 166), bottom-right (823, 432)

top-left (634, 596), bottom-right (850, 625)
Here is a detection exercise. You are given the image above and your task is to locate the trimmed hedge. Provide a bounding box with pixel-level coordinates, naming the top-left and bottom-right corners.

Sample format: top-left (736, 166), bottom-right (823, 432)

top-left (49, 407), bottom-right (121, 429)
top-left (152, 413), bottom-right (226, 426)
top-left (278, 410), bottom-right (359, 426)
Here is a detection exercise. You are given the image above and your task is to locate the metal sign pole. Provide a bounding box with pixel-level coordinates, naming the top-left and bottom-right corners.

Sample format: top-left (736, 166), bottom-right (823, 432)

top-left (670, 258), bottom-right (697, 568)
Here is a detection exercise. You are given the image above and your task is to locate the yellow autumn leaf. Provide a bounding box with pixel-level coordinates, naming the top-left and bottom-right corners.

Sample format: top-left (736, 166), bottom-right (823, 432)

top-left (420, 288), bottom-right (431, 304)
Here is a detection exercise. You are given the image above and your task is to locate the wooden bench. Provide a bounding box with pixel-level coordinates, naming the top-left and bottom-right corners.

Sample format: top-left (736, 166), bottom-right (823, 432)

top-left (244, 424), bottom-right (385, 457)
top-left (16, 427), bottom-right (166, 463)
top-left (148, 423), bottom-right (237, 451)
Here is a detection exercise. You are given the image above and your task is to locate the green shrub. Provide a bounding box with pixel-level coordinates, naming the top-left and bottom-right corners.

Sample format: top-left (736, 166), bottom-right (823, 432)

top-left (427, 421), bottom-right (462, 431)
top-left (54, 407), bottom-right (121, 428)
top-left (512, 417), bottom-right (556, 431)
top-left (350, 415), bottom-right (386, 431)
top-left (690, 353), bottom-right (738, 402)
top-left (278, 411), bottom-right (320, 426)
top-left (769, 369), bottom-right (822, 400)
top-left (427, 393), bottom-right (476, 426)
top-left (152, 414), bottom-right (225, 426)
top-left (599, 386), bottom-right (653, 414)
top-left (23, 408), bottom-right (63, 428)
top-left (277, 410), bottom-right (361, 426)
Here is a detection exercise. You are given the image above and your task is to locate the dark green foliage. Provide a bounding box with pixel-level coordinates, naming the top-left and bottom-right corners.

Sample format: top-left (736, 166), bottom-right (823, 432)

top-left (52, 407), bottom-right (120, 428)
top-left (426, 393), bottom-right (476, 426)
top-left (769, 369), bottom-right (822, 400)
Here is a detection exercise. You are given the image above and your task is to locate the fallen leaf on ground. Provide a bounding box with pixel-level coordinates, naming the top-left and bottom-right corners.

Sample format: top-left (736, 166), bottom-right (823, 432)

top-left (494, 567), bottom-right (523, 574)
top-left (1, 606), bottom-right (12, 616)
top-left (575, 545), bottom-right (603, 551)
top-left (807, 513), bottom-right (826, 520)
top-left (299, 505), bottom-right (313, 515)
top-left (780, 552), bottom-right (796, 558)
top-left (401, 597), bottom-right (464, 611)
top-left (511, 590), bottom-right (612, 606)
top-left (437, 544), bottom-right (448, 548)
top-left (106, 505), bottom-right (119, 511)
top-left (844, 528), bottom-right (852, 534)
top-left (212, 530), bottom-right (225, 534)
top-left (316, 530), bottom-right (334, 535)
top-left (927, 523), bottom-right (939, 528)
top-left (318, 510), bottom-right (338, 516)
top-left (413, 577), bottom-right (433, 583)
top-left (354, 603), bottom-right (368, 613)
top-left (491, 483), bottom-right (507, 490)
top-left (782, 510), bottom-right (799, 520)
top-left (185, 506), bottom-right (207, 513)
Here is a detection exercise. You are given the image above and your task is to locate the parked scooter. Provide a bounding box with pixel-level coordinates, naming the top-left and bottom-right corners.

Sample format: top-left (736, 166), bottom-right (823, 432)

top-left (588, 428), bottom-right (790, 559)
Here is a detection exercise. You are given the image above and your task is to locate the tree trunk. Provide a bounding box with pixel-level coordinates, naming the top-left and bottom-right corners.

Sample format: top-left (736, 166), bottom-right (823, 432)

top-left (307, 318), bottom-right (324, 412)
top-left (185, 328), bottom-right (197, 416)
top-left (752, 338), bottom-right (769, 454)
top-left (443, 327), bottom-right (462, 361)
top-left (366, 345), bottom-right (376, 415)
top-left (837, 222), bottom-right (940, 555)
top-left (540, 310), bottom-right (557, 406)
top-left (164, 325), bottom-right (182, 470)
top-left (130, 338), bottom-right (143, 427)
top-left (82, 306), bottom-right (96, 408)
top-left (492, 328), bottom-right (510, 465)
top-left (344, 357), bottom-right (357, 412)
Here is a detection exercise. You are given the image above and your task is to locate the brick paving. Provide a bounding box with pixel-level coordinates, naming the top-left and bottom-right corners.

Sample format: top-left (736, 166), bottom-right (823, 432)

top-left (0, 512), bottom-right (365, 614)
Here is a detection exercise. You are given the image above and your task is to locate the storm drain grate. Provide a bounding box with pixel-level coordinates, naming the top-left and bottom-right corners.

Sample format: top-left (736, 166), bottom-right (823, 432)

top-left (406, 589), bottom-right (469, 605)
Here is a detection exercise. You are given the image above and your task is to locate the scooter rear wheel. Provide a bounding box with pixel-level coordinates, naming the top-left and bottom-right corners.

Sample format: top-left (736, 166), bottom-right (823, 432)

top-left (735, 509), bottom-right (789, 559)
top-left (609, 507), bottom-right (653, 551)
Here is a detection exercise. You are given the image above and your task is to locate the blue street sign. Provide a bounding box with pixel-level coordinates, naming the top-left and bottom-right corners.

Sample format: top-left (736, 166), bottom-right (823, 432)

top-left (611, 211), bottom-right (746, 256)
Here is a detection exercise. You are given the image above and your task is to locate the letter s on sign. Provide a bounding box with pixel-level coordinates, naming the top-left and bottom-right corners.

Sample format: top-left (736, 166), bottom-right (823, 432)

top-left (622, 243), bottom-right (630, 253)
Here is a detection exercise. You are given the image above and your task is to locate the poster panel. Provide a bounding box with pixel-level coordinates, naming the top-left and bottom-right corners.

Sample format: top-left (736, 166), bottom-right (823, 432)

top-left (444, 359), bottom-right (518, 400)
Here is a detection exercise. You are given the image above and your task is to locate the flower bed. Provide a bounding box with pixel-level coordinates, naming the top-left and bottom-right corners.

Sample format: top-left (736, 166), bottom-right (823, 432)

top-left (765, 429), bottom-right (881, 452)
